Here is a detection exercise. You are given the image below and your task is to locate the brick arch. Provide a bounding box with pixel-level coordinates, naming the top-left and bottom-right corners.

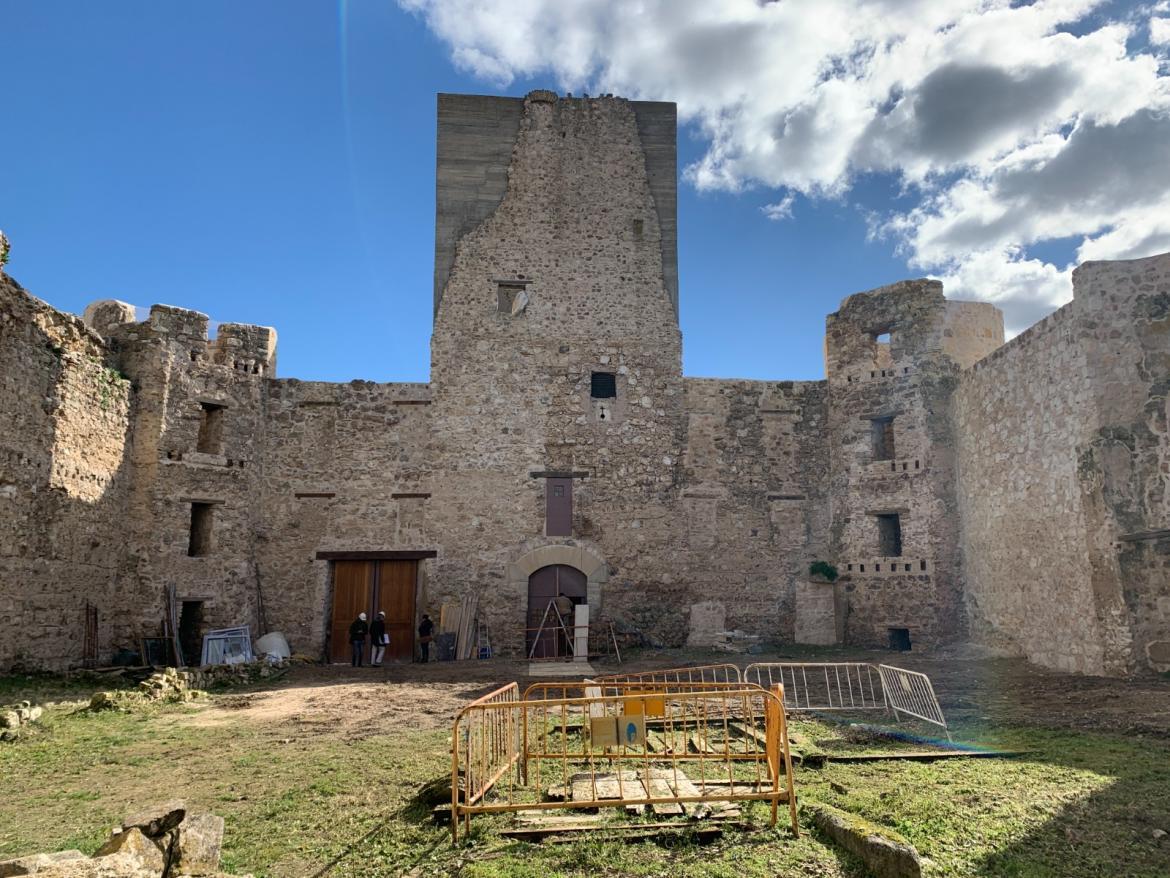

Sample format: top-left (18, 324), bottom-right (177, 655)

top-left (506, 544), bottom-right (608, 616)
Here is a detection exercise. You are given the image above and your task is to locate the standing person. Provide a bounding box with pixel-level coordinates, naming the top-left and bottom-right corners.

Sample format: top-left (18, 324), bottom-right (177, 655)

top-left (370, 611), bottom-right (388, 667)
top-left (417, 613), bottom-right (435, 663)
top-left (348, 612), bottom-right (368, 667)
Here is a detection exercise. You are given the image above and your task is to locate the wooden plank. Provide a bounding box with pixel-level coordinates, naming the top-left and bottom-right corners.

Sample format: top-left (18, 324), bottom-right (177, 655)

top-left (500, 821), bottom-right (744, 842)
top-left (644, 775), bottom-right (684, 816)
top-left (829, 749), bottom-right (1029, 763)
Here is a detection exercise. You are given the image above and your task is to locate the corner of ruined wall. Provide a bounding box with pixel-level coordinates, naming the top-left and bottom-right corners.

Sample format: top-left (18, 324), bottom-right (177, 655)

top-left (0, 276), bottom-right (134, 671)
top-left (955, 250), bottom-right (1170, 676)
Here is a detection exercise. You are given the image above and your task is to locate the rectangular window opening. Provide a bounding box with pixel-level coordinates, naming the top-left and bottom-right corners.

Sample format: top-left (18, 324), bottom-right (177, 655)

top-left (876, 513), bottom-right (903, 557)
top-left (591, 372), bottom-right (617, 399)
top-left (870, 416), bottom-right (895, 461)
top-left (888, 627), bottom-right (911, 652)
top-left (188, 503), bottom-right (214, 557)
top-left (632, 218), bottom-right (644, 238)
top-left (497, 283), bottom-right (524, 314)
top-left (196, 403), bottom-right (226, 455)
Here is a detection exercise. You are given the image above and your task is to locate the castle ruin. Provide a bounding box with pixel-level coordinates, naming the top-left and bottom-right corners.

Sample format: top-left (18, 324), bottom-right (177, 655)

top-left (2, 90), bottom-right (1168, 677)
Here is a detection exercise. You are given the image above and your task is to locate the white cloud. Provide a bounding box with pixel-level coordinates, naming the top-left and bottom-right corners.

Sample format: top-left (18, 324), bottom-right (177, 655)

top-left (761, 193), bottom-right (796, 222)
top-left (401, 0), bottom-right (1170, 330)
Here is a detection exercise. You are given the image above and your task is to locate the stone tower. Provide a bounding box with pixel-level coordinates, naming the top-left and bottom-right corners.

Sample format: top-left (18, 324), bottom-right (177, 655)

top-left (428, 90), bottom-right (685, 654)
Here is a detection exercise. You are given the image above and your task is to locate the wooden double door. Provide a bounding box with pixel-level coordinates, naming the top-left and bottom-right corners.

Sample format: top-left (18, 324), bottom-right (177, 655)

top-left (329, 560), bottom-right (417, 663)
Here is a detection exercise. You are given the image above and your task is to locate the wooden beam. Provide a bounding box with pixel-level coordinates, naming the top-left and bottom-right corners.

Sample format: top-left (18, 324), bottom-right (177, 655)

top-left (315, 550), bottom-right (438, 561)
top-left (828, 749), bottom-right (1030, 763)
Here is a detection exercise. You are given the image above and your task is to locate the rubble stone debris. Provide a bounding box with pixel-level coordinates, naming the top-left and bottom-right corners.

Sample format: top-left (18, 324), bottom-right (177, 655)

top-left (0, 802), bottom-right (237, 878)
top-left (1, 701), bottom-right (45, 742)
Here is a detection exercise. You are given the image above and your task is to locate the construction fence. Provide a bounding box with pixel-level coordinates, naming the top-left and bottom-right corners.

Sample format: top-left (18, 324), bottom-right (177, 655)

top-left (451, 679), bottom-right (798, 841)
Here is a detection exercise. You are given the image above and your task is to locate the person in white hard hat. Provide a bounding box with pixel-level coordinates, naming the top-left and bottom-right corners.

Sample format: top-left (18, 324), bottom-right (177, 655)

top-left (348, 612), bottom-right (369, 667)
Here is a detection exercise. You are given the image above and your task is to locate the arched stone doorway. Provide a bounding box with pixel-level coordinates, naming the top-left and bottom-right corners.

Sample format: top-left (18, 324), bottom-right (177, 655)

top-left (526, 565), bottom-right (587, 658)
top-left (507, 544), bottom-right (609, 658)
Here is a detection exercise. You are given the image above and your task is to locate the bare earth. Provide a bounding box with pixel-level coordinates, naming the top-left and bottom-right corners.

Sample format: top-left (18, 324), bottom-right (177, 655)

top-left (180, 645), bottom-right (1170, 739)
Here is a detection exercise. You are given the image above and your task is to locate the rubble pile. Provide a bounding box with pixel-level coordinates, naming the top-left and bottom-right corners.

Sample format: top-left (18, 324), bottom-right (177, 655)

top-left (0, 701), bottom-right (45, 742)
top-left (0, 801), bottom-right (245, 878)
top-left (182, 658), bottom-right (289, 690)
top-left (710, 629), bottom-right (764, 654)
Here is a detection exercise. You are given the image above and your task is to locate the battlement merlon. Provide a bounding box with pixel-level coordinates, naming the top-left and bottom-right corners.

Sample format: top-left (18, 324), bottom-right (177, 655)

top-left (82, 299), bottom-right (277, 376)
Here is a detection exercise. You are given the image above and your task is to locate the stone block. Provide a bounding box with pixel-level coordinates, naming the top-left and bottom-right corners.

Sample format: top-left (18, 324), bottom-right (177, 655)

top-left (121, 800), bottom-right (186, 838)
top-left (174, 813), bottom-right (225, 875)
top-left (0, 851), bottom-right (86, 877)
top-left (685, 601), bottom-right (726, 647)
top-left (794, 580), bottom-right (837, 645)
top-left (93, 829), bottom-right (164, 874)
top-left (808, 803), bottom-right (922, 878)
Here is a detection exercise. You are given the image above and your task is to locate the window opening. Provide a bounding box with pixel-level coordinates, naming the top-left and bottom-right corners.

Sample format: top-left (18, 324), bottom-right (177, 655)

top-left (870, 416), bottom-right (895, 461)
top-left (497, 283), bottom-right (526, 314)
top-left (591, 372), bottom-right (617, 399)
top-left (888, 627), bottom-right (911, 651)
top-left (876, 513), bottom-right (903, 557)
top-left (188, 503), bottom-right (214, 556)
top-left (196, 402), bottom-right (226, 454)
top-left (632, 219), bottom-right (644, 238)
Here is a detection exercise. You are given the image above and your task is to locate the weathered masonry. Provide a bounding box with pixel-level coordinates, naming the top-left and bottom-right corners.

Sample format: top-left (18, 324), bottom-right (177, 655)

top-left (1, 89), bottom-right (1167, 676)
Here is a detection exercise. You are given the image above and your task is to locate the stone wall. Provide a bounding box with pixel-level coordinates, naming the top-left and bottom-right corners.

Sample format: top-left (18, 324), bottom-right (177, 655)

top-left (256, 379), bottom-right (432, 653)
top-left (1, 89), bottom-right (1166, 678)
top-left (0, 276), bottom-right (132, 670)
top-left (955, 252), bottom-right (1170, 675)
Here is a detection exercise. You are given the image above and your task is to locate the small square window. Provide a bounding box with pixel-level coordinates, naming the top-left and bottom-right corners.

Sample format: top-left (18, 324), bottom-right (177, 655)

top-left (591, 372), bottom-right (617, 399)
top-left (497, 283), bottom-right (524, 313)
top-left (553, 485), bottom-right (565, 497)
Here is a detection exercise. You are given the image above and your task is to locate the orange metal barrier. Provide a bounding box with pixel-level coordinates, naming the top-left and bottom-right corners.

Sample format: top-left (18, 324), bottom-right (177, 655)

top-left (450, 682), bottom-right (797, 842)
top-left (450, 682), bottom-right (521, 838)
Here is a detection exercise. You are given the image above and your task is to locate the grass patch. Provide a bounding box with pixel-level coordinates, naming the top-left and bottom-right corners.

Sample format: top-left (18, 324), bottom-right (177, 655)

top-left (1, 681), bottom-right (1167, 877)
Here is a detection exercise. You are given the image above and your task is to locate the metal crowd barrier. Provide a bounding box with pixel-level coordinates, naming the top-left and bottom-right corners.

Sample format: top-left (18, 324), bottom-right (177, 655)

top-left (876, 664), bottom-right (949, 736)
top-left (743, 662), bottom-right (949, 738)
top-left (450, 681), bottom-right (798, 841)
top-left (451, 682), bottom-right (521, 832)
top-left (594, 663), bottom-right (743, 686)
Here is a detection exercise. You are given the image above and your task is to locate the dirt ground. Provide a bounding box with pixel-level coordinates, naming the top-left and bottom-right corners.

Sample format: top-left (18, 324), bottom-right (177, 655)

top-left (185, 644), bottom-right (1170, 740)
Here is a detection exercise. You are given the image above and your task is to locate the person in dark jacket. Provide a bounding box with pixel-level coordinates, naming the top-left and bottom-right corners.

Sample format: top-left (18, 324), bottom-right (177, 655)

top-left (369, 611), bottom-right (388, 667)
top-left (417, 614), bottom-right (435, 663)
top-left (349, 612), bottom-right (368, 667)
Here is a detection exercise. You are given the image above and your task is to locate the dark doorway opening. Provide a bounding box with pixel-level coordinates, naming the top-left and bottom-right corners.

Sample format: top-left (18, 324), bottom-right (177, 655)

top-left (526, 564), bottom-right (587, 659)
top-left (888, 627), bottom-right (912, 651)
top-left (178, 601), bottom-right (204, 666)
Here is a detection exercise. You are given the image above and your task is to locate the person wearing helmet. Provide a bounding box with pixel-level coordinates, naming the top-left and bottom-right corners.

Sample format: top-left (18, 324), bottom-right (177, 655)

top-left (370, 611), bottom-right (388, 667)
top-left (349, 612), bottom-right (369, 667)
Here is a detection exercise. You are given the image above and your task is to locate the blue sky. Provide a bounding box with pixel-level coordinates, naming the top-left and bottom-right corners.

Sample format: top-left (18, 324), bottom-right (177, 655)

top-left (3, 1), bottom-right (1168, 383)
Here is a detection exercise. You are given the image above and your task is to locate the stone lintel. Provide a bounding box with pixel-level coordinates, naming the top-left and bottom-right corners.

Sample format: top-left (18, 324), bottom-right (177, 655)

top-left (529, 470), bottom-right (589, 479)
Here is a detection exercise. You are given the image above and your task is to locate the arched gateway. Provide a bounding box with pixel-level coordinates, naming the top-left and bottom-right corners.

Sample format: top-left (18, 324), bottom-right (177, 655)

top-left (526, 564), bottom-right (587, 658)
top-left (506, 544), bottom-right (609, 658)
